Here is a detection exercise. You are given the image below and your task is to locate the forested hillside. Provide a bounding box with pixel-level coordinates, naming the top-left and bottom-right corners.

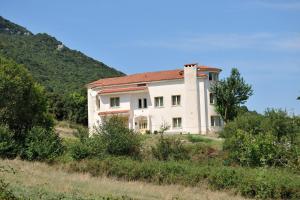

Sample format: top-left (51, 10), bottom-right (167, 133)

top-left (0, 16), bottom-right (124, 93)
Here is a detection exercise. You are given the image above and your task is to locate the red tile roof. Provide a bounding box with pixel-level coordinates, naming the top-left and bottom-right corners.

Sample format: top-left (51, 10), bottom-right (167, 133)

top-left (88, 66), bottom-right (220, 88)
top-left (99, 86), bottom-right (147, 94)
top-left (98, 110), bottom-right (130, 116)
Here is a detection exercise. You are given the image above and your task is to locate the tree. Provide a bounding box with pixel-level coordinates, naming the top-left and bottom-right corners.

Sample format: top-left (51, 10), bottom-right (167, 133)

top-left (0, 56), bottom-right (53, 143)
top-left (297, 96), bottom-right (300, 100)
top-left (211, 68), bottom-right (253, 123)
top-left (65, 91), bottom-right (88, 125)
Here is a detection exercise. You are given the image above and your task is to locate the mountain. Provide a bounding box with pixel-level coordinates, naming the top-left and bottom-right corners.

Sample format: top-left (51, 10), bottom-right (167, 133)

top-left (0, 16), bottom-right (124, 93)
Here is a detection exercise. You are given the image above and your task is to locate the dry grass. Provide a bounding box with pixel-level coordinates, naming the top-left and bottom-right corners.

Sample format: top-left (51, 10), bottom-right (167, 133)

top-left (0, 159), bottom-right (246, 200)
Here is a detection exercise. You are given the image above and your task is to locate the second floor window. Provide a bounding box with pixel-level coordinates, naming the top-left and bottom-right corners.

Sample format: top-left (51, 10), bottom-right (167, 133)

top-left (110, 97), bottom-right (120, 108)
top-left (172, 95), bottom-right (181, 106)
top-left (138, 98), bottom-right (148, 109)
top-left (209, 93), bottom-right (215, 104)
top-left (209, 72), bottom-right (218, 81)
top-left (154, 96), bottom-right (164, 107)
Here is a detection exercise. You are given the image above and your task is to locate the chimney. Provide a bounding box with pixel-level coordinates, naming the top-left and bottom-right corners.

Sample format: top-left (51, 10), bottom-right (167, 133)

top-left (183, 63), bottom-right (200, 133)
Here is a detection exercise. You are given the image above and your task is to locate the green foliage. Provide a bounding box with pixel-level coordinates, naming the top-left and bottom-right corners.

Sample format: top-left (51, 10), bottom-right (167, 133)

top-left (0, 16), bottom-right (124, 125)
top-left (68, 157), bottom-right (300, 199)
top-left (210, 68), bottom-right (253, 122)
top-left (70, 136), bottom-right (106, 160)
top-left (65, 91), bottom-right (88, 125)
top-left (22, 127), bottom-right (64, 161)
top-left (0, 18), bottom-right (124, 94)
top-left (0, 56), bottom-right (53, 141)
top-left (95, 116), bottom-right (141, 157)
top-left (223, 110), bottom-right (300, 168)
top-left (0, 125), bottom-right (18, 158)
top-left (151, 136), bottom-right (190, 161)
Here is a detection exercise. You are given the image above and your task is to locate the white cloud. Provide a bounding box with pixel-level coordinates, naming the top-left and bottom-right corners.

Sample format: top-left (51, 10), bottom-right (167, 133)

top-left (136, 33), bottom-right (300, 52)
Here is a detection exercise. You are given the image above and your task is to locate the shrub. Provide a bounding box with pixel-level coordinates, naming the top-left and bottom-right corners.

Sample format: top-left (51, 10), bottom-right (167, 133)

top-left (70, 135), bottom-right (106, 160)
top-left (151, 135), bottom-right (190, 161)
top-left (222, 110), bottom-right (300, 168)
top-left (22, 127), bottom-right (64, 161)
top-left (0, 125), bottom-right (18, 158)
top-left (67, 157), bottom-right (300, 199)
top-left (95, 116), bottom-right (141, 157)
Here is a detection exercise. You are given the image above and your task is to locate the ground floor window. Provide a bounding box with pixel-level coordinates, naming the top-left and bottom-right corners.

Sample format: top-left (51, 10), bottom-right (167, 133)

top-left (211, 116), bottom-right (221, 126)
top-left (172, 117), bottom-right (182, 128)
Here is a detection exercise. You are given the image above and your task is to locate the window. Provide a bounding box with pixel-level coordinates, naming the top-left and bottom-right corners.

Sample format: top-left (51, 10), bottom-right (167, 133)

top-left (96, 98), bottom-right (100, 110)
top-left (138, 98), bottom-right (147, 109)
top-left (173, 117), bottom-right (182, 128)
top-left (110, 97), bottom-right (120, 108)
top-left (139, 120), bottom-right (147, 129)
top-left (154, 96), bottom-right (164, 107)
top-left (143, 98), bottom-right (148, 108)
top-left (172, 95), bottom-right (181, 106)
top-left (211, 116), bottom-right (221, 127)
top-left (209, 93), bottom-right (215, 104)
top-left (138, 99), bottom-right (142, 109)
top-left (209, 72), bottom-right (218, 81)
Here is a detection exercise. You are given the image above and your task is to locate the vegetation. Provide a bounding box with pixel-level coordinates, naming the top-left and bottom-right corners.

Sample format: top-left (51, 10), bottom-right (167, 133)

top-left (0, 16), bottom-right (123, 93)
top-left (211, 68), bottom-right (253, 122)
top-left (0, 56), bottom-right (63, 161)
top-left (67, 157), bottom-right (300, 199)
top-left (0, 16), bottom-right (124, 125)
top-left (21, 126), bottom-right (64, 161)
top-left (0, 56), bottom-right (53, 138)
top-left (70, 116), bottom-right (141, 160)
top-left (222, 109), bottom-right (300, 169)
top-left (151, 136), bottom-right (190, 161)
top-left (1, 159), bottom-right (244, 200)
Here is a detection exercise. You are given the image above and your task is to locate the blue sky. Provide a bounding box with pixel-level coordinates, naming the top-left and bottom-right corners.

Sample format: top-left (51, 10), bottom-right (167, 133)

top-left (1, 0), bottom-right (300, 114)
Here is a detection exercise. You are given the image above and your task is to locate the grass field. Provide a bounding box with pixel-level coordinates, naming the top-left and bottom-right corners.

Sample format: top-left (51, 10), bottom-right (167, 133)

top-left (0, 159), bottom-right (245, 200)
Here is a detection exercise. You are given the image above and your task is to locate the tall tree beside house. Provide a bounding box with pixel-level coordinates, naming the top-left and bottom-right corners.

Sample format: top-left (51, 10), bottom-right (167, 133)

top-left (0, 56), bottom-right (53, 142)
top-left (211, 68), bottom-right (253, 123)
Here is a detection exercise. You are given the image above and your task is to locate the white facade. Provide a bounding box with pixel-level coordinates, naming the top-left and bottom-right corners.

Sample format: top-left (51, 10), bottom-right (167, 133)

top-left (87, 64), bottom-right (223, 134)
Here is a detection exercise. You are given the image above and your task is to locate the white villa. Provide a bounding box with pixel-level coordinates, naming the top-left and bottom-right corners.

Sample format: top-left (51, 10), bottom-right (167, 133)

top-left (87, 63), bottom-right (223, 134)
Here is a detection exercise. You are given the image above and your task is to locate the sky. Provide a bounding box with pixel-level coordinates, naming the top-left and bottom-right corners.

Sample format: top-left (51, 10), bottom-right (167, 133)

top-left (1, 0), bottom-right (300, 114)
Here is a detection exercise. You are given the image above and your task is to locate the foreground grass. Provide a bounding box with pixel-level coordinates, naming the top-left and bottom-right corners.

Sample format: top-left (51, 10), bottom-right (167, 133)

top-left (0, 159), bottom-right (246, 200)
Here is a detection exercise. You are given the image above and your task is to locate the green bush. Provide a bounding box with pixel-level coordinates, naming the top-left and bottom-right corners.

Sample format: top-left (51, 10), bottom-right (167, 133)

top-left (67, 157), bottom-right (300, 199)
top-left (0, 125), bottom-right (18, 158)
top-left (22, 127), bottom-right (64, 161)
top-left (70, 135), bottom-right (106, 160)
top-left (222, 110), bottom-right (300, 168)
top-left (151, 136), bottom-right (190, 161)
top-left (95, 116), bottom-right (141, 157)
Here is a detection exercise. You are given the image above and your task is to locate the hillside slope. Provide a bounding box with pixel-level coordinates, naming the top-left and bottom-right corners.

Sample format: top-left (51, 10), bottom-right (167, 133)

top-left (0, 16), bottom-right (124, 93)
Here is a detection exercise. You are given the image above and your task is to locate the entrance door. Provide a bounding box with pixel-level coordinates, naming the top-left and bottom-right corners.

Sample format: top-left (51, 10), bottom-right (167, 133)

top-left (138, 120), bottom-right (148, 134)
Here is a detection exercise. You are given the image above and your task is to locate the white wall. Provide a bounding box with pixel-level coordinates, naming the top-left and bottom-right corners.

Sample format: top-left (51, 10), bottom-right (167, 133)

top-left (88, 71), bottom-right (223, 134)
top-left (147, 79), bottom-right (185, 133)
